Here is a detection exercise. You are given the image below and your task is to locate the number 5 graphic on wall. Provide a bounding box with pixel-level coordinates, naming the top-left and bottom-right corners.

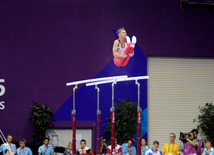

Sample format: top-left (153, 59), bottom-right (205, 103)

top-left (0, 79), bottom-right (5, 96)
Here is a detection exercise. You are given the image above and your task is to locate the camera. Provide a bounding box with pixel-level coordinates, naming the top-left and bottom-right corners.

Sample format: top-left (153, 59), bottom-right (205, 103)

top-left (180, 132), bottom-right (191, 142)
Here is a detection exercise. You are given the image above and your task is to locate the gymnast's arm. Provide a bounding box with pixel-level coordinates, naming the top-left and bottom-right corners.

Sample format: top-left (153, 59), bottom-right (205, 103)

top-left (113, 40), bottom-right (124, 58)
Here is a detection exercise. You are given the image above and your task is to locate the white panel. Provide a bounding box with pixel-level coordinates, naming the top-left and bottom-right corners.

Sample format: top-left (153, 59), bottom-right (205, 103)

top-left (52, 135), bottom-right (58, 147)
top-left (147, 57), bottom-right (214, 150)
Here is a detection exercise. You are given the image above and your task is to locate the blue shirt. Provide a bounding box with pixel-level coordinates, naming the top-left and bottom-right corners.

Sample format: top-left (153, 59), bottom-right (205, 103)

top-left (38, 145), bottom-right (54, 155)
top-left (121, 143), bottom-right (136, 155)
top-left (141, 146), bottom-right (150, 155)
top-left (0, 143), bottom-right (16, 155)
top-left (145, 148), bottom-right (162, 155)
top-left (17, 147), bottom-right (32, 155)
top-left (202, 148), bottom-right (214, 155)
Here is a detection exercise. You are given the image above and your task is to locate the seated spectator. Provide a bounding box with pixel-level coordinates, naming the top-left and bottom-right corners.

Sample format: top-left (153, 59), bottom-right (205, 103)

top-left (100, 137), bottom-right (108, 155)
top-left (38, 137), bottom-right (54, 155)
top-left (202, 140), bottom-right (214, 155)
top-left (17, 139), bottom-right (33, 155)
top-left (5, 149), bottom-right (10, 155)
top-left (107, 138), bottom-right (122, 155)
top-left (79, 139), bottom-right (94, 155)
top-left (141, 138), bottom-right (150, 155)
top-left (145, 141), bottom-right (162, 155)
top-left (162, 133), bottom-right (180, 155)
top-left (121, 138), bottom-right (136, 155)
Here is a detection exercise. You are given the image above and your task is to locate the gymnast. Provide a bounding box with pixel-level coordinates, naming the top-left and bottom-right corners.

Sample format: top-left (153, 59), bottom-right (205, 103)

top-left (112, 27), bottom-right (137, 67)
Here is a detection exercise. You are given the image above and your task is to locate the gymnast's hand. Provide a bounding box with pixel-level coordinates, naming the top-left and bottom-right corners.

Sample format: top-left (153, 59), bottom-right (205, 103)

top-left (129, 52), bottom-right (134, 57)
top-left (121, 54), bottom-right (127, 58)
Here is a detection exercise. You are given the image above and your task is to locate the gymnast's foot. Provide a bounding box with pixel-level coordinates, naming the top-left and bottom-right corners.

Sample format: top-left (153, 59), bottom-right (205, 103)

top-left (131, 36), bottom-right (137, 44)
top-left (126, 36), bottom-right (131, 44)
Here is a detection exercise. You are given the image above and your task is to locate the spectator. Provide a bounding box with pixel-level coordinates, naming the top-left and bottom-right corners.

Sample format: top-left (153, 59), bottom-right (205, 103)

top-left (64, 142), bottom-right (74, 155)
top-left (100, 137), bottom-right (108, 155)
top-left (5, 149), bottom-right (10, 155)
top-left (107, 138), bottom-right (122, 155)
top-left (121, 138), bottom-right (136, 155)
top-left (145, 141), bottom-right (162, 155)
top-left (79, 139), bottom-right (94, 155)
top-left (0, 135), bottom-right (16, 155)
top-left (17, 139), bottom-right (32, 155)
top-left (191, 129), bottom-right (204, 155)
top-left (178, 132), bottom-right (198, 155)
top-left (141, 138), bottom-right (150, 155)
top-left (162, 133), bottom-right (180, 155)
top-left (202, 140), bottom-right (214, 155)
top-left (38, 137), bottom-right (54, 155)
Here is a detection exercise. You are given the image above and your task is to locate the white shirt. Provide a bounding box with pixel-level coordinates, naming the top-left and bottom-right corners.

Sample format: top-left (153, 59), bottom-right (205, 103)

top-left (79, 146), bottom-right (90, 154)
top-left (117, 41), bottom-right (128, 54)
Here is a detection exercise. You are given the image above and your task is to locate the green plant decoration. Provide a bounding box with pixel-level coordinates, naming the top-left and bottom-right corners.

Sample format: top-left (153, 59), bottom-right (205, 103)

top-left (28, 102), bottom-right (53, 146)
top-left (193, 102), bottom-right (214, 141)
top-left (103, 98), bottom-right (139, 145)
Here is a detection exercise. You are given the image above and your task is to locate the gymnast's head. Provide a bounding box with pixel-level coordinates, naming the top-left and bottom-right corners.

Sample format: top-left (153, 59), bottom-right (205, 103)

top-left (117, 27), bottom-right (127, 39)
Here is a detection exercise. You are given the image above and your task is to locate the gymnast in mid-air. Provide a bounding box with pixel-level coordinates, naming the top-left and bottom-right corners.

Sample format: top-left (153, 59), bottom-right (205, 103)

top-left (112, 27), bottom-right (137, 67)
